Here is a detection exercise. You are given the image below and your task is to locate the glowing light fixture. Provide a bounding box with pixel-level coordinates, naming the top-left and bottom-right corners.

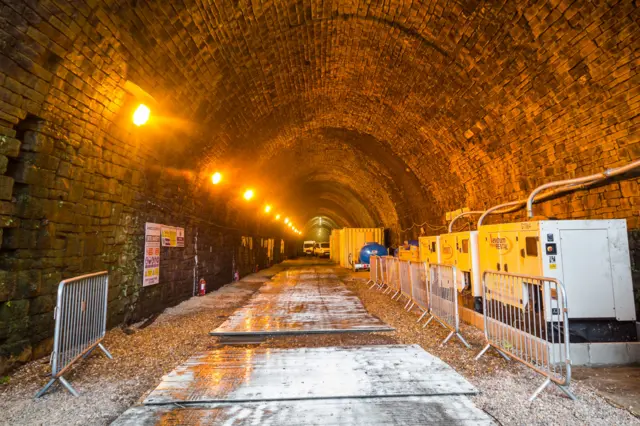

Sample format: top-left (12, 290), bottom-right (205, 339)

top-left (243, 189), bottom-right (254, 201)
top-left (264, 205), bottom-right (272, 213)
top-left (275, 214), bottom-right (281, 220)
top-left (284, 218), bottom-right (289, 224)
top-left (133, 104), bottom-right (150, 126)
top-left (211, 172), bottom-right (222, 185)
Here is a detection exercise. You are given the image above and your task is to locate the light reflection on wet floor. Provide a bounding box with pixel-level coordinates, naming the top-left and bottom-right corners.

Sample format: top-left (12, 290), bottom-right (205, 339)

top-left (112, 396), bottom-right (494, 425)
top-left (112, 262), bottom-right (495, 425)
top-left (143, 345), bottom-right (477, 404)
top-left (210, 266), bottom-right (394, 335)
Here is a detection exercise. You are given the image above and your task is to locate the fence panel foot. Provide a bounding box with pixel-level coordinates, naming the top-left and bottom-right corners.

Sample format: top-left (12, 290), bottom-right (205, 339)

top-left (58, 376), bottom-right (79, 397)
top-left (98, 343), bottom-right (113, 359)
top-left (529, 378), bottom-right (551, 402)
top-left (422, 315), bottom-right (434, 328)
top-left (475, 343), bottom-right (491, 360)
top-left (441, 330), bottom-right (455, 346)
top-left (556, 384), bottom-right (577, 401)
top-left (416, 310), bottom-right (428, 323)
top-left (34, 378), bottom-right (57, 399)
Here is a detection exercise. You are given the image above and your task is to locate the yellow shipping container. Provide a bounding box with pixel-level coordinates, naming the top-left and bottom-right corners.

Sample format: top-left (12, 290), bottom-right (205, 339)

top-left (337, 228), bottom-right (384, 270)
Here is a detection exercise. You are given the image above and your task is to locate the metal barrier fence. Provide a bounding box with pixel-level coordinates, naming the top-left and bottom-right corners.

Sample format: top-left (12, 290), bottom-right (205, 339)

top-left (367, 255), bottom-right (380, 289)
top-left (423, 264), bottom-right (470, 348)
top-left (409, 261), bottom-right (429, 322)
top-left (384, 256), bottom-right (400, 298)
top-left (398, 260), bottom-right (412, 307)
top-left (475, 271), bottom-right (574, 401)
top-left (35, 271), bottom-right (113, 398)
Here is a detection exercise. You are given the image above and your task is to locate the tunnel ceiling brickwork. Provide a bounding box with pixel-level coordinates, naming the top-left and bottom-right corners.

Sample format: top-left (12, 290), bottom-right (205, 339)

top-left (1, 0), bottom-right (638, 231)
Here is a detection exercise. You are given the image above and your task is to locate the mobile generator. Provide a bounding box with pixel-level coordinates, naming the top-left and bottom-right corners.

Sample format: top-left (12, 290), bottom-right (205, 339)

top-left (438, 231), bottom-right (482, 313)
top-left (478, 219), bottom-right (637, 342)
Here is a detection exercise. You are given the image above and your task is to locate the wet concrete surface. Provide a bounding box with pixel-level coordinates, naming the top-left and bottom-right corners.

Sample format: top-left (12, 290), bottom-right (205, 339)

top-left (112, 396), bottom-right (494, 425)
top-left (143, 345), bottom-right (477, 404)
top-left (210, 264), bottom-right (393, 336)
top-left (113, 260), bottom-right (495, 425)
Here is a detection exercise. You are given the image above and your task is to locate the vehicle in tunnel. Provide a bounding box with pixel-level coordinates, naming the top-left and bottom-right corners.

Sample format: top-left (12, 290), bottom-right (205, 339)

top-left (303, 241), bottom-right (316, 256)
top-left (316, 242), bottom-right (331, 258)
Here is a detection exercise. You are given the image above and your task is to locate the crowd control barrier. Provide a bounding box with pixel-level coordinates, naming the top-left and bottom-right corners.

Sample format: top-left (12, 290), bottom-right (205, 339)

top-left (423, 264), bottom-right (471, 348)
top-left (367, 255), bottom-right (381, 289)
top-left (384, 256), bottom-right (401, 298)
top-left (475, 271), bottom-right (575, 401)
top-left (398, 260), bottom-right (413, 308)
top-left (409, 261), bottom-right (430, 322)
top-left (35, 271), bottom-right (113, 398)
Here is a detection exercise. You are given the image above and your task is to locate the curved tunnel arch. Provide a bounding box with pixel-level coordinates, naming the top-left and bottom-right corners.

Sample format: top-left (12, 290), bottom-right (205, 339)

top-left (0, 0), bottom-right (637, 239)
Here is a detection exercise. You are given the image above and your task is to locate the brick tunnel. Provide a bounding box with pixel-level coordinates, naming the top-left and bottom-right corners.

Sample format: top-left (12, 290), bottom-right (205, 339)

top-left (0, 1), bottom-right (639, 423)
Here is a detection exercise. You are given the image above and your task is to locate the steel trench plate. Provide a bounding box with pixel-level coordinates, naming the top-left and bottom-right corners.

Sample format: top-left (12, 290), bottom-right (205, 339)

top-left (143, 345), bottom-right (477, 405)
top-left (210, 268), bottom-right (393, 336)
top-left (113, 396), bottom-right (495, 425)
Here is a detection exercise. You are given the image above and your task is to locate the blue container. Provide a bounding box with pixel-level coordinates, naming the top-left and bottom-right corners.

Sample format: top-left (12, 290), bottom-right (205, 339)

top-left (359, 242), bottom-right (388, 264)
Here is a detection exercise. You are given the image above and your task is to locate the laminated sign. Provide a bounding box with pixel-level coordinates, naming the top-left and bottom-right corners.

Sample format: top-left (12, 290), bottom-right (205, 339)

top-left (143, 222), bottom-right (161, 286)
top-left (161, 226), bottom-right (185, 247)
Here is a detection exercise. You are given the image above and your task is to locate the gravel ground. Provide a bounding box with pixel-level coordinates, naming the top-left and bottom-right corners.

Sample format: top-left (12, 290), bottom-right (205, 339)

top-left (342, 275), bottom-right (640, 426)
top-left (0, 275), bottom-right (269, 426)
top-left (1, 261), bottom-right (637, 425)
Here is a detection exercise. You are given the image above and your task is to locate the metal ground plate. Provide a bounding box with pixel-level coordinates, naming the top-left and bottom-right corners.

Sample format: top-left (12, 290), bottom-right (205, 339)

top-left (210, 268), bottom-right (393, 336)
top-left (144, 345), bottom-right (477, 404)
top-left (113, 396), bottom-right (495, 425)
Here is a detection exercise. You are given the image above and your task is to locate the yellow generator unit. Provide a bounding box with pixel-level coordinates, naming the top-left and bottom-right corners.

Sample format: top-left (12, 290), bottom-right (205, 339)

top-left (398, 240), bottom-right (420, 261)
top-left (418, 235), bottom-right (440, 265)
top-left (438, 231), bottom-right (482, 312)
top-left (479, 220), bottom-right (637, 342)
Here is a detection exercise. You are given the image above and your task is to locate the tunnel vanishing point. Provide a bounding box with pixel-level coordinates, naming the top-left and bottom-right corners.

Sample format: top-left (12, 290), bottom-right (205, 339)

top-left (0, 0), bottom-right (639, 373)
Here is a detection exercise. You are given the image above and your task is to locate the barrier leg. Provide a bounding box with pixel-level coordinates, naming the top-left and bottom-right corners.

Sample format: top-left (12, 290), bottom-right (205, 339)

top-left (98, 343), bottom-right (113, 359)
top-left (441, 330), bottom-right (455, 346)
top-left (416, 310), bottom-right (428, 323)
top-left (475, 343), bottom-right (510, 361)
top-left (475, 343), bottom-right (491, 360)
top-left (422, 315), bottom-right (434, 328)
top-left (455, 333), bottom-right (471, 349)
top-left (58, 376), bottom-right (79, 397)
top-left (529, 378), bottom-right (551, 402)
top-left (555, 384), bottom-right (577, 401)
top-left (34, 378), bottom-right (57, 399)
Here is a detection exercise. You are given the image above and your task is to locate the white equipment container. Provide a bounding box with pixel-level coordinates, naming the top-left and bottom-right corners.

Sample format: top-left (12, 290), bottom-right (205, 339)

top-left (479, 219), bottom-right (637, 342)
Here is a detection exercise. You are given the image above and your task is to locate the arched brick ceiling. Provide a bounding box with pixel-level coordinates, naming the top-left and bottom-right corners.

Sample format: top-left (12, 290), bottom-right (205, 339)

top-left (16, 0), bottom-right (639, 232)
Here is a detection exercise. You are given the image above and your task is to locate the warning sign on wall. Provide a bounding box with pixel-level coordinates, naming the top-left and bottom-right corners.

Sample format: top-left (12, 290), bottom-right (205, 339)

top-left (161, 226), bottom-right (185, 247)
top-left (143, 222), bottom-right (161, 286)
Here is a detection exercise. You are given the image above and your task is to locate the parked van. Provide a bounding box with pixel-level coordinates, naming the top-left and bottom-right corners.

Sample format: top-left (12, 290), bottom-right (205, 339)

top-left (316, 242), bottom-right (330, 257)
top-left (303, 241), bottom-right (316, 256)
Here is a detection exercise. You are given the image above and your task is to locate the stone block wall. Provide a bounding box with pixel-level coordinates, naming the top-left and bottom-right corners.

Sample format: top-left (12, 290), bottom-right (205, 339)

top-left (0, 120), bottom-right (293, 374)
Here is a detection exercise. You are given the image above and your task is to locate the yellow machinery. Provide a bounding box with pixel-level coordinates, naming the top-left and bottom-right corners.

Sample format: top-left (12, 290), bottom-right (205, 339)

top-left (478, 219), bottom-right (636, 341)
top-left (418, 235), bottom-right (440, 265)
top-left (438, 230), bottom-right (482, 312)
top-left (398, 240), bottom-right (420, 261)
